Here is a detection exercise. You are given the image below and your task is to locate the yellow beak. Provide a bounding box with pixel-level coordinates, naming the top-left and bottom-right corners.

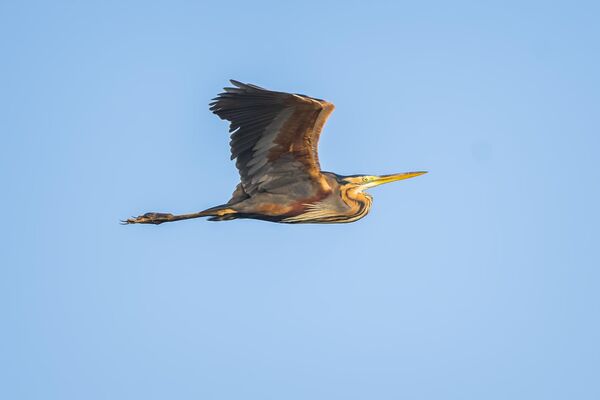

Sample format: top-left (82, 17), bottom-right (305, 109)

top-left (371, 171), bottom-right (428, 187)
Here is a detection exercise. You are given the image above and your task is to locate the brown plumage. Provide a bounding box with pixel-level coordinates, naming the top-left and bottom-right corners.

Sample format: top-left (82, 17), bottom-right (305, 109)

top-left (124, 80), bottom-right (426, 225)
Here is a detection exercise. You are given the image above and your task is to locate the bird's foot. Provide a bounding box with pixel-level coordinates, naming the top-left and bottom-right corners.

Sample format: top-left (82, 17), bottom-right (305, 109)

top-left (121, 212), bottom-right (174, 225)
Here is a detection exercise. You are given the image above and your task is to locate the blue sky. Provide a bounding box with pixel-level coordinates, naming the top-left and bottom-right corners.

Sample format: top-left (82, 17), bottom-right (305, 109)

top-left (1, 1), bottom-right (599, 399)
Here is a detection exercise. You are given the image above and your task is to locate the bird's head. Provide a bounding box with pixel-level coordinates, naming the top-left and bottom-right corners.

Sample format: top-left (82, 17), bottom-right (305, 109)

top-left (341, 171), bottom-right (428, 192)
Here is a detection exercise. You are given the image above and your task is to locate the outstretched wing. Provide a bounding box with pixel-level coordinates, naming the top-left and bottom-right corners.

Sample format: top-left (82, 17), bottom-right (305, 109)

top-left (209, 80), bottom-right (335, 196)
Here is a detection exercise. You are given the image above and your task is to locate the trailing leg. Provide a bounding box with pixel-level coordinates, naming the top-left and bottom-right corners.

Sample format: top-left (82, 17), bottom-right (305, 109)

top-left (122, 205), bottom-right (237, 225)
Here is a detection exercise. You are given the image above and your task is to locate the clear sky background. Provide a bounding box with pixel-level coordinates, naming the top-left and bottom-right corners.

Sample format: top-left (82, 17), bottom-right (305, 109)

top-left (1, 1), bottom-right (599, 399)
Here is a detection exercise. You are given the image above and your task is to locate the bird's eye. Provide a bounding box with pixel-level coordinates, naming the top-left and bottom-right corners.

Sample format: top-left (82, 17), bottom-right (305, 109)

top-left (363, 177), bottom-right (369, 183)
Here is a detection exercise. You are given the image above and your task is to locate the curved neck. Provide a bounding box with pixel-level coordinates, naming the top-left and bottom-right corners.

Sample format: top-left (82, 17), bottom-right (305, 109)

top-left (340, 185), bottom-right (373, 222)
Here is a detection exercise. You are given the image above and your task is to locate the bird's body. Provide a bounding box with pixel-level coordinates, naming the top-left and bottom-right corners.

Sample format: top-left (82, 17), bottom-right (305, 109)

top-left (209, 172), bottom-right (374, 224)
top-left (125, 80), bottom-right (425, 225)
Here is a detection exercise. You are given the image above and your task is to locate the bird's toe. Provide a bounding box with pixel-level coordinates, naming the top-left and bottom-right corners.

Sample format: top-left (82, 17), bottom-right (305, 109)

top-left (122, 212), bottom-right (174, 225)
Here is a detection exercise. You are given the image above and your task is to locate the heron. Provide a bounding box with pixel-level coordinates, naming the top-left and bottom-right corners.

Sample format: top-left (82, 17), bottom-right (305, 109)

top-left (124, 80), bottom-right (426, 225)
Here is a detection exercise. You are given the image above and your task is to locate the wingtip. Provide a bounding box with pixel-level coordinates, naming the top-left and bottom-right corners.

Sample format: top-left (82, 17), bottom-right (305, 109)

top-left (228, 79), bottom-right (266, 91)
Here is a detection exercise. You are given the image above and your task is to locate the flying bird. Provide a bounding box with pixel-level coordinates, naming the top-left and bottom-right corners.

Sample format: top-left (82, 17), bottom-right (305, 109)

top-left (124, 80), bottom-right (426, 225)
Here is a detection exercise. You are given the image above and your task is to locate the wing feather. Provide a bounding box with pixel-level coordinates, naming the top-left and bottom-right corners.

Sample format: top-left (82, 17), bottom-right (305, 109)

top-left (210, 80), bottom-right (335, 196)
